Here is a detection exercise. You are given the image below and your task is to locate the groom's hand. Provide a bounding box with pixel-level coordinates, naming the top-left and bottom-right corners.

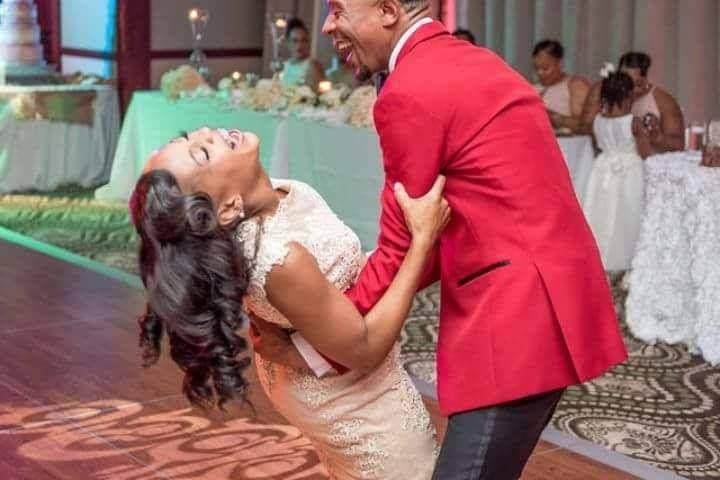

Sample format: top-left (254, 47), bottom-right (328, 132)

top-left (248, 313), bottom-right (311, 370)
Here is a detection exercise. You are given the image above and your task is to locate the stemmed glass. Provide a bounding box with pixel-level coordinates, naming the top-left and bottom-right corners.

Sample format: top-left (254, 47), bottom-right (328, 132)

top-left (267, 12), bottom-right (290, 77)
top-left (188, 8), bottom-right (210, 80)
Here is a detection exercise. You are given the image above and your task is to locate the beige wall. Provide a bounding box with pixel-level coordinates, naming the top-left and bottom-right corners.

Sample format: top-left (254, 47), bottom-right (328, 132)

top-left (150, 0), bottom-right (266, 87)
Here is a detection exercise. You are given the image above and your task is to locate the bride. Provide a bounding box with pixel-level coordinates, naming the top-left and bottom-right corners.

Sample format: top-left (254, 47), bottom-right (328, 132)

top-left (129, 126), bottom-right (449, 479)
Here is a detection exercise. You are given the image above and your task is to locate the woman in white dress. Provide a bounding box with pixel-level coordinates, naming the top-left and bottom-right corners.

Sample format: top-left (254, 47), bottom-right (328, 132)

top-left (582, 71), bottom-right (651, 271)
top-left (129, 127), bottom-right (447, 479)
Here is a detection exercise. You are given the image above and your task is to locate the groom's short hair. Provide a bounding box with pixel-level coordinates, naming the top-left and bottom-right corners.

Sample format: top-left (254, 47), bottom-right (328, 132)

top-left (398, 0), bottom-right (428, 11)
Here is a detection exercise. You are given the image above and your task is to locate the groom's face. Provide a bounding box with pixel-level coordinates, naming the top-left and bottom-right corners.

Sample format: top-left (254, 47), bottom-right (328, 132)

top-left (322, 0), bottom-right (395, 81)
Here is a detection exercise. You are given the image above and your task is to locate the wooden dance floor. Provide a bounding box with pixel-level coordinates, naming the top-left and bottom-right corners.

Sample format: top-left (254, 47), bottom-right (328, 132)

top-left (0, 238), bottom-right (638, 479)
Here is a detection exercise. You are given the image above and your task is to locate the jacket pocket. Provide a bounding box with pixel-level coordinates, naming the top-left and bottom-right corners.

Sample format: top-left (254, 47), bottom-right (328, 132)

top-left (457, 260), bottom-right (511, 288)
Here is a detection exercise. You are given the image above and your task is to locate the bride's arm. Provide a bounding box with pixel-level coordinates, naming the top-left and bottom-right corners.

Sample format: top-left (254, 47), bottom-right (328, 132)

top-left (265, 177), bottom-right (449, 372)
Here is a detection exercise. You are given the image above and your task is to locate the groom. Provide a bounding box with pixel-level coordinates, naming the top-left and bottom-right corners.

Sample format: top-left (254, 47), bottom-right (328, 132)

top-left (322, 1), bottom-right (627, 478)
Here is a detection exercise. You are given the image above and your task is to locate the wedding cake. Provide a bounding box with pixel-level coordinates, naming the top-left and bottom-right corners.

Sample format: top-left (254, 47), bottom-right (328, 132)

top-left (0, 0), bottom-right (46, 68)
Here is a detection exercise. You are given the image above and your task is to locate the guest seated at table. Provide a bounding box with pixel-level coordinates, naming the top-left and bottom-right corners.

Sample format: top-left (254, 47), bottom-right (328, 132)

top-left (580, 52), bottom-right (684, 154)
top-left (453, 28), bottom-right (476, 45)
top-left (582, 71), bottom-right (649, 271)
top-left (532, 39), bottom-right (590, 133)
top-left (280, 18), bottom-right (326, 91)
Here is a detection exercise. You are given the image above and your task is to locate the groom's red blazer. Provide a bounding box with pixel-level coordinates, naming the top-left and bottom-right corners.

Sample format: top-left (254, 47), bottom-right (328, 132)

top-left (345, 21), bottom-right (627, 416)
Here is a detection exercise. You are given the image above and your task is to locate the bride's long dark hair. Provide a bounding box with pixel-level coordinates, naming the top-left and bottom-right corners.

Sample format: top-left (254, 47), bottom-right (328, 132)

top-left (129, 169), bottom-right (251, 409)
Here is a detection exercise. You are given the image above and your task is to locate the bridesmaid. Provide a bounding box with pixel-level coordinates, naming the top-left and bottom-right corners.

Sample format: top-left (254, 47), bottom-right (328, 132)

top-left (532, 39), bottom-right (591, 134)
top-left (280, 18), bottom-right (326, 92)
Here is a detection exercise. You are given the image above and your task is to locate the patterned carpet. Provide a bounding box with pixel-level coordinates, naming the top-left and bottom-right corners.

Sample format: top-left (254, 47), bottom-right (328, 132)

top-left (0, 191), bottom-right (139, 274)
top-left (2, 192), bottom-right (719, 479)
top-left (404, 282), bottom-right (720, 480)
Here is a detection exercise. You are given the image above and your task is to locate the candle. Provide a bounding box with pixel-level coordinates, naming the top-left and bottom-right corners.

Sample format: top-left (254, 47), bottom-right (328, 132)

top-left (188, 8), bottom-right (199, 20)
top-left (318, 80), bottom-right (332, 94)
top-left (231, 71), bottom-right (241, 81)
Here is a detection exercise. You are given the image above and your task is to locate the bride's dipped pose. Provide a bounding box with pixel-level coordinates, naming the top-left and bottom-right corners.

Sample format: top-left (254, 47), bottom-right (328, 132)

top-left (130, 127), bottom-right (449, 479)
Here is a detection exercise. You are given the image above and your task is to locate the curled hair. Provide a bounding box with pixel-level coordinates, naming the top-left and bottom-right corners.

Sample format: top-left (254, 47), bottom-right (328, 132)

top-left (286, 17), bottom-right (308, 37)
top-left (600, 71), bottom-right (634, 112)
top-left (533, 39), bottom-right (564, 59)
top-left (619, 52), bottom-right (651, 76)
top-left (130, 169), bottom-right (251, 409)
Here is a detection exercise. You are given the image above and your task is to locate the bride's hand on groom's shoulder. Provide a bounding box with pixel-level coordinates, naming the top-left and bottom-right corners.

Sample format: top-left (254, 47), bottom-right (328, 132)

top-left (394, 175), bottom-right (451, 249)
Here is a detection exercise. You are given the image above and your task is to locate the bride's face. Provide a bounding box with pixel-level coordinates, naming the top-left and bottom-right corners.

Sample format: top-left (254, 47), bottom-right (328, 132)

top-left (144, 127), bottom-right (262, 208)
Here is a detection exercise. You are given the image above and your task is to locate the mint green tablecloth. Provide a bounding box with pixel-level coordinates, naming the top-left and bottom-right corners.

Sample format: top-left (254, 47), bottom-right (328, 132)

top-left (94, 91), bottom-right (284, 202)
top-left (285, 116), bottom-right (383, 250)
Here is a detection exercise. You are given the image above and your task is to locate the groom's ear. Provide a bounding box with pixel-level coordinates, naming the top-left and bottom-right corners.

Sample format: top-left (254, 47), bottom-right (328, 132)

top-left (217, 194), bottom-right (245, 227)
top-left (379, 0), bottom-right (402, 26)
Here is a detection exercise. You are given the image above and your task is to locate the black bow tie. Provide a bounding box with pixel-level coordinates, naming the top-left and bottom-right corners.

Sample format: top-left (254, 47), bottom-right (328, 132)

top-left (375, 71), bottom-right (388, 94)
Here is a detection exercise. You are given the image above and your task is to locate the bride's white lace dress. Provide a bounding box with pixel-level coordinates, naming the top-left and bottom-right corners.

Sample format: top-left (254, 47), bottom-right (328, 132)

top-left (236, 179), bottom-right (437, 479)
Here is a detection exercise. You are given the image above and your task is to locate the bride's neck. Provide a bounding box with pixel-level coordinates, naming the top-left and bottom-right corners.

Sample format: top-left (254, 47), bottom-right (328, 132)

top-left (245, 178), bottom-right (284, 220)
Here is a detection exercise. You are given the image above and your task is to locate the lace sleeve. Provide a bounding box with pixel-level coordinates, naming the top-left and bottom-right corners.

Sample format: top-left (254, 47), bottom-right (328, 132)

top-left (235, 219), bottom-right (290, 292)
top-left (252, 236), bottom-right (291, 290)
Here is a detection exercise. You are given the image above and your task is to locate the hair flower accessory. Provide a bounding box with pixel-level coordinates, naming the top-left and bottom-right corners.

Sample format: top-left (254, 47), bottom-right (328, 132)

top-left (600, 62), bottom-right (616, 79)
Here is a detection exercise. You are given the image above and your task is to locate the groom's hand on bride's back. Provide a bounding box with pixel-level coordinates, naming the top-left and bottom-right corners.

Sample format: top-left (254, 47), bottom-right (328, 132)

top-left (248, 313), bottom-right (311, 370)
top-left (394, 175), bottom-right (451, 248)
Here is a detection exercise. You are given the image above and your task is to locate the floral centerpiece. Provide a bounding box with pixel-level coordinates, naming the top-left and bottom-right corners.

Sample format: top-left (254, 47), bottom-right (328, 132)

top-left (343, 85), bottom-right (377, 128)
top-left (285, 84), bottom-right (317, 109)
top-left (236, 77), bottom-right (318, 112)
top-left (238, 77), bottom-right (284, 111)
top-left (318, 84), bottom-right (352, 109)
top-left (160, 65), bottom-right (213, 100)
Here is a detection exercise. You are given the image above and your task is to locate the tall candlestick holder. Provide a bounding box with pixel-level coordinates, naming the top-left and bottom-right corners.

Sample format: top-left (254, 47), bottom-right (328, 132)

top-left (188, 7), bottom-right (211, 81)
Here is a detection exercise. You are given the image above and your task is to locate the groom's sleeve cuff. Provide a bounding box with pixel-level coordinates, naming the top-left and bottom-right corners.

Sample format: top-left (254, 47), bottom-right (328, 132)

top-left (289, 332), bottom-right (338, 378)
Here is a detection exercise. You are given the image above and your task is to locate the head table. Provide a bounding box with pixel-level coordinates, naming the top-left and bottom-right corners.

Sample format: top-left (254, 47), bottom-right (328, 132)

top-left (0, 84), bottom-right (119, 193)
top-left (626, 151), bottom-right (720, 365)
top-left (95, 90), bottom-right (594, 250)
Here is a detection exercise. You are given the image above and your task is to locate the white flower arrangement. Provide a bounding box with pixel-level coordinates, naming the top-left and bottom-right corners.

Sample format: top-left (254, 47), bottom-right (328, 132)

top-left (160, 65), bottom-right (209, 100)
top-left (599, 62), bottom-right (616, 79)
top-left (285, 84), bottom-right (317, 108)
top-left (239, 77), bottom-right (285, 111)
top-left (213, 74), bottom-right (373, 127)
top-left (343, 85), bottom-right (377, 128)
top-left (318, 84), bottom-right (352, 109)
top-left (237, 79), bottom-right (319, 112)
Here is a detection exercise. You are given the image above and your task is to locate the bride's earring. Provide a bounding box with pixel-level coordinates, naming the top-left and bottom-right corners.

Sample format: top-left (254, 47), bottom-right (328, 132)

top-left (218, 194), bottom-right (245, 227)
